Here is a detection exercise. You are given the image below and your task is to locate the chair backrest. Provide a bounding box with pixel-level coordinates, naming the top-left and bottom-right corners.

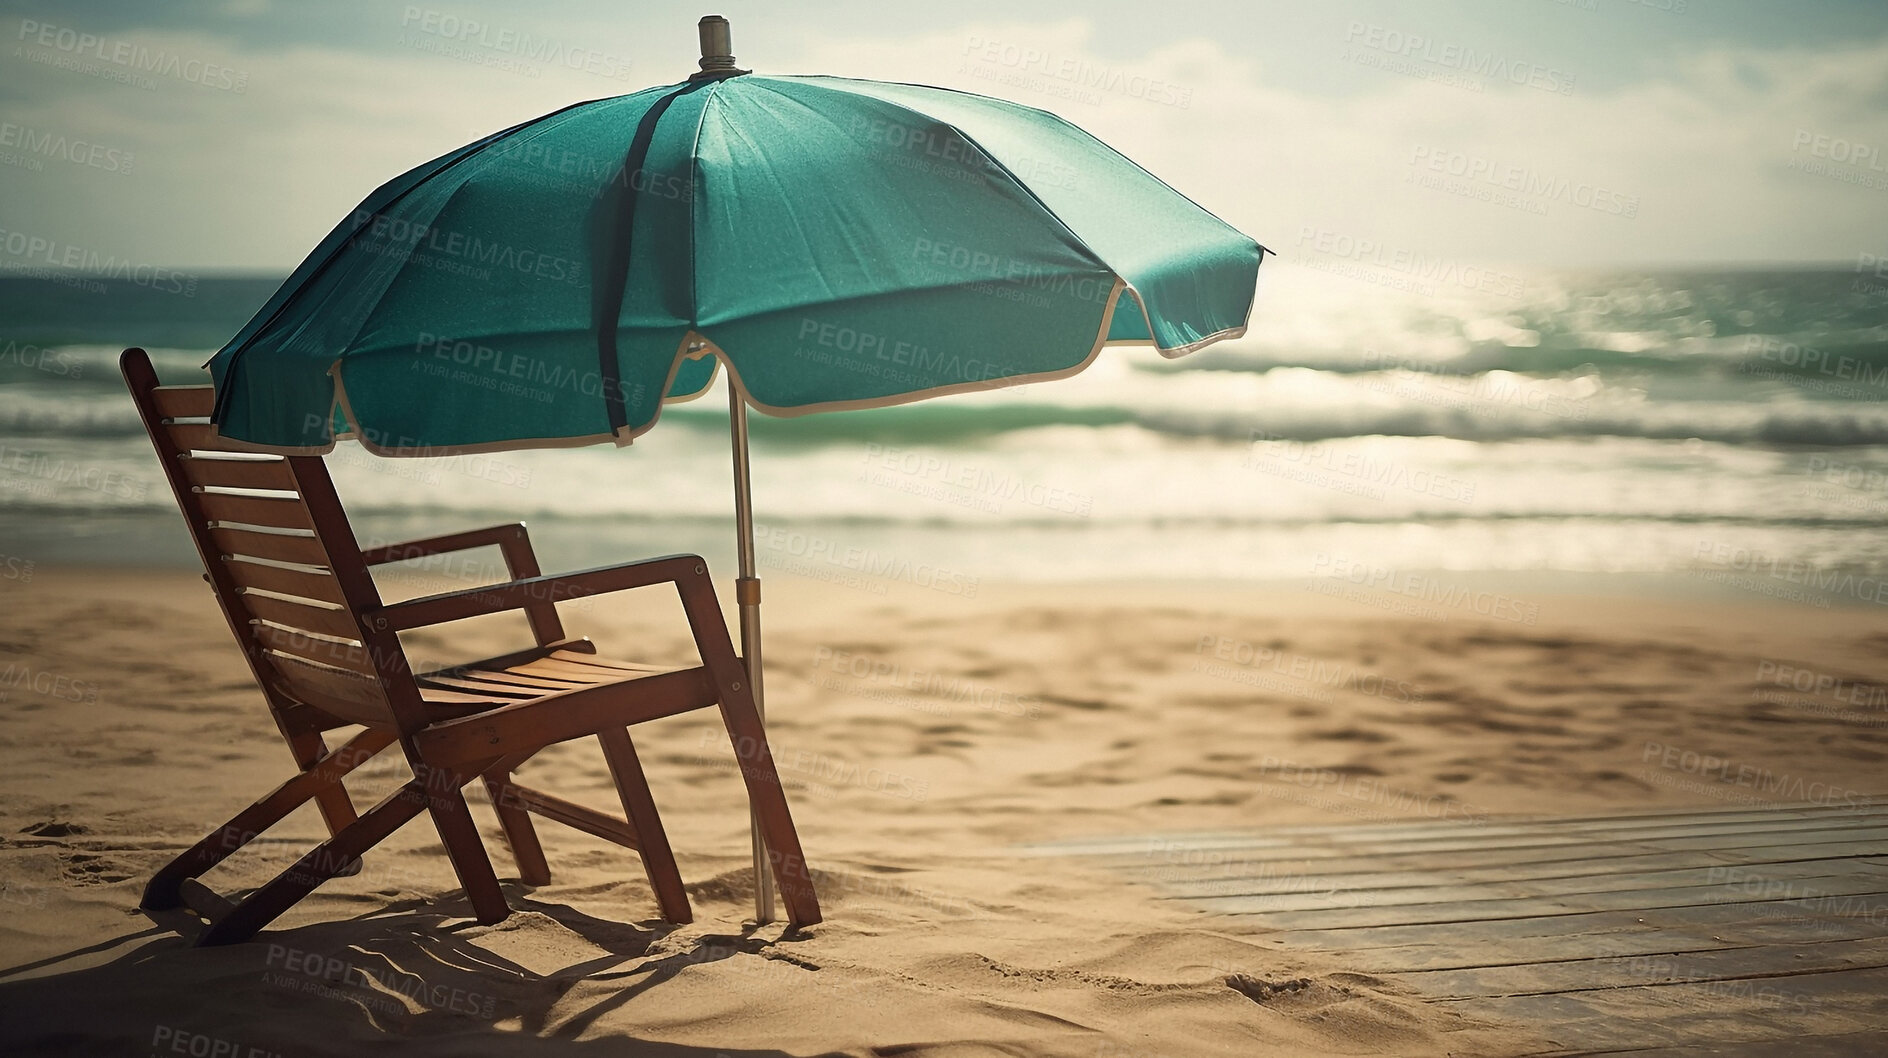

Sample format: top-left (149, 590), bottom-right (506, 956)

top-left (122, 348), bottom-right (404, 728)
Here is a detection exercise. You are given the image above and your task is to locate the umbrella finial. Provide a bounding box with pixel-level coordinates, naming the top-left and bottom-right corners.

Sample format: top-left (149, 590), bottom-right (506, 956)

top-left (694, 15), bottom-right (748, 79)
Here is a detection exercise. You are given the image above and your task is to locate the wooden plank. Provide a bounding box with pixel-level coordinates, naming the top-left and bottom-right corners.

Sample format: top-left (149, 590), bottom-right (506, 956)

top-left (1259, 892), bottom-right (1888, 957)
top-left (243, 590), bottom-right (361, 641)
top-left (179, 453), bottom-right (297, 492)
top-left (1028, 802), bottom-right (1888, 856)
top-left (1186, 872), bottom-right (1888, 920)
top-left (1216, 860), bottom-right (1888, 930)
top-left (413, 667), bottom-right (714, 767)
top-left (265, 653), bottom-right (390, 726)
top-left (1140, 832), bottom-right (1888, 882)
top-left (209, 525), bottom-right (332, 567)
top-left (195, 489), bottom-right (317, 531)
top-left (1443, 966), bottom-right (1888, 1051)
top-left (1598, 1031), bottom-right (1888, 1057)
top-left (164, 421), bottom-right (224, 451)
top-left (1388, 935), bottom-right (1888, 1000)
top-left (507, 783), bottom-right (641, 849)
top-left (152, 385), bottom-right (215, 418)
top-left (1118, 814), bottom-right (1888, 878)
top-left (224, 558), bottom-right (348, 607)
top-left (1150, 848), bottom-right (1888, 898)
top-left (253, 622), bottom-right (374, 675)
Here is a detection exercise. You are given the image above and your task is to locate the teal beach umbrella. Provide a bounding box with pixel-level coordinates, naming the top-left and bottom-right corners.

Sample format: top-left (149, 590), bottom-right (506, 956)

top-left (205, 16), bottom-right (1266, 922)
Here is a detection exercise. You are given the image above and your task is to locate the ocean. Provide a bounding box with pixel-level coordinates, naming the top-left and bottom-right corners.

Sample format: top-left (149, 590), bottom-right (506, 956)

top-left (3, 262), bottom-right (1887, 607)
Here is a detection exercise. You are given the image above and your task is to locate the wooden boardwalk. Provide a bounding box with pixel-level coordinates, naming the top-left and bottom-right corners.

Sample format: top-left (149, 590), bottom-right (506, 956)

top-left (1027, 800), bottom-right (1888, 1055)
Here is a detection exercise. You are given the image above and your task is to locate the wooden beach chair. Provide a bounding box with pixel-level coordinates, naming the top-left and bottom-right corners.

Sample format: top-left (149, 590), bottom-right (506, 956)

top-left (121, 348), bottom-right (819, 945)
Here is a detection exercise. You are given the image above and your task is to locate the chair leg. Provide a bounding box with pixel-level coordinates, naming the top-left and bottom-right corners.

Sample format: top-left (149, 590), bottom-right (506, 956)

top-left (714, 691), bottom-right (822, 927)
top-left (598, 728), bottom-right (691, 924)
top-left (672, 571), bottom-right (822, 927)
top-left (197, 779), bottom-right (430, 946)
top-left (283, 728), bottom-right (361, 839)
top-left (481, 765), bottom-right (552, 886)
top-left (420, 769), bottom-right (510, 926)
top-left (144, 728), bottom-right (396, 911)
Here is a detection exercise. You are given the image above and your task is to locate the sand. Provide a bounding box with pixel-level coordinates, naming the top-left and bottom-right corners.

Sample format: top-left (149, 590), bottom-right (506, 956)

top-left (2, 563), bottom-right (1886, 1056)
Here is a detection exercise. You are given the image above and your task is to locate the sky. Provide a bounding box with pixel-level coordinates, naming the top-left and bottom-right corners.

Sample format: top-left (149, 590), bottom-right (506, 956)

top-left (1, 0), bottom-right (1885, 273)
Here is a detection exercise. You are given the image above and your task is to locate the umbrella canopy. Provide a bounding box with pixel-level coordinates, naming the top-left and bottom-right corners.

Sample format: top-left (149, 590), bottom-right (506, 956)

top-left (206, 72), bottom-right (1264, 451)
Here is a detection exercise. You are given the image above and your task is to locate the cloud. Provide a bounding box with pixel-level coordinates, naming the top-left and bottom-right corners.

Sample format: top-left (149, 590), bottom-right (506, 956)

top-left (2, 11), bottom-right (1884, 271)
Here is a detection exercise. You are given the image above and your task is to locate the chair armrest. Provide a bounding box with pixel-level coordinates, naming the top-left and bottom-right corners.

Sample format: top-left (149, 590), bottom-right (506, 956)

top-left (368, 554), bottom-right (709, 633)
top-left (361, 523), bottom-right (537, 571)
top-left (361, 522), bottom-right (563, 643)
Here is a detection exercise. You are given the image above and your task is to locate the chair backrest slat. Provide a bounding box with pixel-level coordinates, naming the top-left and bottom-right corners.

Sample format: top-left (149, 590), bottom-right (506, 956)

top-left (225, 557), bottom-right (350, 607)
top-left (179, 454), bottom-right (300, 492)
top-left (150, 385), bottom-right (214, 418)
top-left (194, 489), bottom-right (320, 532)
top-left (122, 349), bottom-right (399, 727)
top-left (207, 526), bottom-right (333, 567)
top-left (253, 623), bottom-right (377, 676)
top-left (243, 590), bottom-right (363, 641)
top-left (267, 652), bottom-right (395, 727)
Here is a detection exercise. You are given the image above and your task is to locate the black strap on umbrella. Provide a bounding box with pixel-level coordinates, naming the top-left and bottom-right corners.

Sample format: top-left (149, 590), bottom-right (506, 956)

top-left (593, 78), bottom-right (714, 434)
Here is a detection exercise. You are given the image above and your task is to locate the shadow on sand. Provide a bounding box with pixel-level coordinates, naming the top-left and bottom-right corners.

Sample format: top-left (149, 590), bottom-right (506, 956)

top-left (0, 882), bottom-right (833, 1057)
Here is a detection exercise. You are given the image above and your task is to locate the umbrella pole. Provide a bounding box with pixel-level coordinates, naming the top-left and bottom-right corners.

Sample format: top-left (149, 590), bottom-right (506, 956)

top-left (728, 383), bottom-right (777, 926)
